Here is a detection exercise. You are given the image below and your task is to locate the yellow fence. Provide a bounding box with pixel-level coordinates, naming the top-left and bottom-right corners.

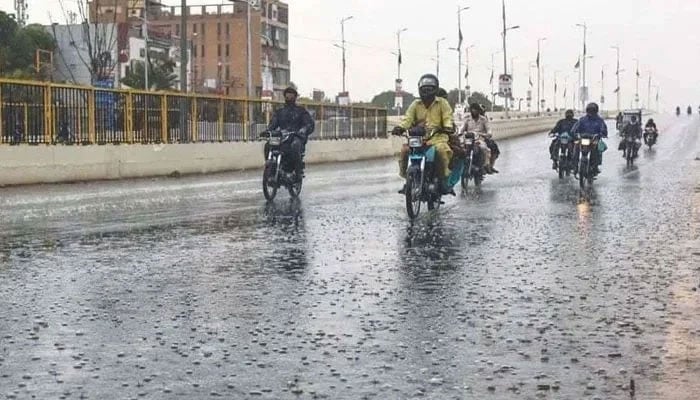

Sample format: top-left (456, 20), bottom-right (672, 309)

top-left (0, 79), bottom-right (388, 145)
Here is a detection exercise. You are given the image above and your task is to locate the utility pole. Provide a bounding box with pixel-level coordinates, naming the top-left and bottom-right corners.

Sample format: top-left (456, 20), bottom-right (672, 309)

top-left (396, 28), bottom-right (407, 82)
top-left (553, 70), bottom-right (559, 111)
top-left (246, 0), bottom-right (252, 98)
top-left (647, 73), bottom-right (651, 111)
top-left (537, 37), bottom-right (546, 115)
top-left (501, 0), bottom-right (519, 117)
top-left (600, 65), bottom-right (606, 110)
top-left (436, 37), bottom-right (446, 78)
top-left (611, 45), bottom-right (620, 112)
top-left (465, 45), bottom-right (474, 99)
top-left (14, 0), bottom-right (27, 27)
top-left (143, 0), bottom-right (149, 90)
top-left (180, 0), bottom-right (188, 92)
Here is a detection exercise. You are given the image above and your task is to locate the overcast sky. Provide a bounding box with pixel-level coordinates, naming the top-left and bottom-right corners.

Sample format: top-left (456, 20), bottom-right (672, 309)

top-left (4, 0), bottom-right (699, 110)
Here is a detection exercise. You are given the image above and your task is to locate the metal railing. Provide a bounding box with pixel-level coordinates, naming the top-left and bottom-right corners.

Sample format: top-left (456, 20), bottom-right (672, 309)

top-left (0, 79), bottom-right (388, 145)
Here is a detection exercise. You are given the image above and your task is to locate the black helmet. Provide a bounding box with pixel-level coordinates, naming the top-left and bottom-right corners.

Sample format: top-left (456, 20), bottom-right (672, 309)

top-left (418, 74), bottom-right (439, 99)
top-left (630, 115), bottom-right (637, 123)
top-left (469, 102), bottom-right (481, 112)
top-left (648, 118), bottom-right (654, 123)
top-left (283, 86), bottom-right (298, 96)
top-left (436, 88), bottom-right (448, 99)
top-left (565, 109), bottom-right (575, 118)
top-left (585, 102), bottom-right (599, 115)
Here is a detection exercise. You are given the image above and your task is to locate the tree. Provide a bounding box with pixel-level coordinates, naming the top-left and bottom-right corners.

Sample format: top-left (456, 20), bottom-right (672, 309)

top-left (50, 0), bottom-right (119, 84)
top-left (446, 89), bottom-right (466, 109)
top-left (371, 90), bottom-right (415, 109)
top-left (121, 58), bottom-right (178, 90)
top-left (467, 91), bottom-right (504, 112)
top-left (0, 13), bottom-right (56, 78)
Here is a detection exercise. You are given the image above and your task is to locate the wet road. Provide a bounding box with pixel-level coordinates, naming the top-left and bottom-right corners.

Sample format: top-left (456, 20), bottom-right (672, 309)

top-left (1, 115), bottom-right (699, 400)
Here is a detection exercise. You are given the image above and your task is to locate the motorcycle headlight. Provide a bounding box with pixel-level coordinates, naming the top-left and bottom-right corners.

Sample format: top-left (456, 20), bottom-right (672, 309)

top-left (408, 137), bottom-right (423, 148)
top-left (269, 137), bottom-right (281, 146)
top-left (581, 138), bottom-right (591, 146)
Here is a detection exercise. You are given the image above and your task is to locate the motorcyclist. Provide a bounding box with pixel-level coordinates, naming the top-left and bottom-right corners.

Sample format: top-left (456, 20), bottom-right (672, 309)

top-left (460, 102), bottom-right (496, 174)
top-left (615, 112), bottom-right (624, 131)
top-left (392, 74), bottom-right (454, 194)
top-left (621, 115), bottom-right (642, 158)
top-left (676, 106), bottom-right (681, 116)
top-left (572, 102), bottom-right (608, 175)
top-left (688, 105), bottom-right (692, 115)
top-left (644, 118), bottom-right (658, 145)
top-left (261, 86), bottom-right (315, 182)
top-left (548, 109), bottom-right (578, 169)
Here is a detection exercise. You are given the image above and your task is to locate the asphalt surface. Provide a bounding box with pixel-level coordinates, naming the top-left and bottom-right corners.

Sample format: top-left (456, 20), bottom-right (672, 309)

top-left (1, 115), bottom-right (699, 400)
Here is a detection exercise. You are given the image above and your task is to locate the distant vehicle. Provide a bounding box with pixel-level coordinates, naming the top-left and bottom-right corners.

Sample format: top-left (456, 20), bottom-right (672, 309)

top-left (687, 106), bottom-right (692, 116)
top-left (619, 110), bottom-right (642, 136)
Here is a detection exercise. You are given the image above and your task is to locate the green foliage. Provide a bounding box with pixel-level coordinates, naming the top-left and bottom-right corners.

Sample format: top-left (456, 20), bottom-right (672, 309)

top-left (121, 59), bottom-right (178, 90)
top-left (370, 90), bottom-right (416, 109)
top-left (0, 13), bottom-right (56, 78)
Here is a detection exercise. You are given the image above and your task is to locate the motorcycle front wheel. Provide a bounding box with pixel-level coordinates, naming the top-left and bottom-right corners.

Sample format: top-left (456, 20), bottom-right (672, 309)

top-left (405, 168), bottom-right (422, 219)
top-left (262, 162), bottom-right (278, 201)
top-left (579, 159), bottom-right (589, 190)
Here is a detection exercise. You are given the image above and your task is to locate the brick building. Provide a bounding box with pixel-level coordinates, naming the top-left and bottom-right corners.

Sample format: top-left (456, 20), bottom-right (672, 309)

top-left (89, 0), bottom-right (290, 99)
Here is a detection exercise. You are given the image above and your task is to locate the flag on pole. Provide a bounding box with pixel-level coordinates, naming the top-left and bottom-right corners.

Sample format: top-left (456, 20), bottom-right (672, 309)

top-left (536, 50), bottom-right (540, 68)
top-left (489, 69), bottom-right (494, 84)
top-left (574, 57), bottom-right (580, 69)
top-left (529, 73), bottom-right (533, 87)
top-left (458, 27), bottom-right (463, 48)
top-left (656, 91), bottom-right (659, 101)
top-left (583, 42), bottom-right (587, 56)
top-left (613, 87), bottom-right (620, 93)
top-left (636, 67), bottom-right (640, 77)
top-left (465, 65), bottom-right (469, 78)
top-left (554, 82), bottom-right (558, 93)
top-left (563, 87), bottom-right (567, 98)
top-left (398, 50), bottom-right (402, 65)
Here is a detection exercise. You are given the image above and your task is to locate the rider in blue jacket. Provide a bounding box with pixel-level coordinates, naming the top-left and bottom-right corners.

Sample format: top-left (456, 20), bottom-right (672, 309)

top-left (572, 103), bottom-right (608, 175)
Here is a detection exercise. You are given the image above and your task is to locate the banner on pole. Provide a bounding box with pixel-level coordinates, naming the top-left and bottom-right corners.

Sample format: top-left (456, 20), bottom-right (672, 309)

top-left (498, 74), bottom-right (513, 98)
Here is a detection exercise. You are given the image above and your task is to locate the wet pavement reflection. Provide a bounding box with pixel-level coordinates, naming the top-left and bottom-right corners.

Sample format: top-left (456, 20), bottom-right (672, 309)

top-left (1, 116), bottom-right (699, 399)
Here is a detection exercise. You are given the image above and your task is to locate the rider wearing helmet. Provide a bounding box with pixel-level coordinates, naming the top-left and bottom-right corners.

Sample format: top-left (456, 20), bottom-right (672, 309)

top-left (549, 109), bottom-right (578, 169)
top-left (392, 74), bottom-right (454, 193)
top-left (621, 115), bottom-right (642, 158)
top-left (572, 102), bottom-right (608, 175)
top-left (460, 102), bottom-right (495, 173)
top-left (262, 86), bottom-right (315, 181)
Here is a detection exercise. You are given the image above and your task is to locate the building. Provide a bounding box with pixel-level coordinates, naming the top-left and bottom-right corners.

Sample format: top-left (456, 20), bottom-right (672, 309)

top-left (88, 0), bottom-right (290, 99)
top-left (47, 22), bottom-right (190, 91)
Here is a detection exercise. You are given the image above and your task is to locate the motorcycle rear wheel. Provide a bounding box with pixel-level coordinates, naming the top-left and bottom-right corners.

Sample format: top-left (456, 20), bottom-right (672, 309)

top-left (405, 169), bottom-right (422, 219)
top-left (262, 163), bottom-right (278, 201)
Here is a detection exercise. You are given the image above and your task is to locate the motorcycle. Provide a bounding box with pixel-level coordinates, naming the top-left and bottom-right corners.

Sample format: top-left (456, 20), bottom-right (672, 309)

top-left (576, 134), bottom-right (600, 190)
top-left (687, 106), bottom-right (693, 116)
top-left (551, 132), bottom-right (574, 179)
top-left (460, 132), bottom-right (484, 189)
top-left (643, 127), bottom-right (658, 150)
top-left (676, 107), bottom-right (681, 116)
top-left (401, 129), bottom-right (462, 219)
top-left (623, 133), bottom-right (640, 167)
top-left (261, 129), bottom-right (303, 201)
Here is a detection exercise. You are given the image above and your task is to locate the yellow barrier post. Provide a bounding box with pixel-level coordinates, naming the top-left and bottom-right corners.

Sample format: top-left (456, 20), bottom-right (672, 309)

top-left (217, 98), bottom-right (224, 142)
top-left (161, 95), bottom-right (168, 143)
top-left (191, 96), bottom-right (197, 142)
top-left (88, 89), bottom-right (96, 144)
top-left (23, 103), bottom-right (28, 144)
top-left (244, 100), bottom-right (249, 141)
top-left (319, 104), bottom-right (324, 139)
top-left (126, 92), bottom-right (134, 143)
top-left (45, 83), bottom-right (53, 143)
top-left (0, 83), bottom-right (4, 141)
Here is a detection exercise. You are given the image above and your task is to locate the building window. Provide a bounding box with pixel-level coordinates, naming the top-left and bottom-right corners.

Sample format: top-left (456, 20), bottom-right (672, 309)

top-left (201, 45), bottom-right (205, 57)
top-left (225, 23), bottom-right (230, 37)
top-left (201, 23), bottom-right (205, 36)
top-left (139, 48), bottom-right (145, 58)
top-left (193, 45), bottom-right (197, 58)
top-left (225, 44), bottom-right (229, 57)
top-left (175, 24), bottom-right (180, 36)
top-left (192, 24), bottom-right (197, 34)
top-left (225, 65), bottom-right (230, 80)
top-left (217, 22), bottom-right (221, 37)
top-left (217, 44), bottom-right (221, 57)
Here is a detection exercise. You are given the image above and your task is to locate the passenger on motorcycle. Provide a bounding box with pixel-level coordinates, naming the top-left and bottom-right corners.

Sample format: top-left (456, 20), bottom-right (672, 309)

top-left (261, 87), bottom-right (315, 182)
top-left (392, 74), bottom-right (454, 194)
top-left (620, 115), bottom-right (642, 158)
top-left (572, 102), bottom-right (608, 175)
top-left (460, 102), bottom-right (497, 174)
top-left (644, 118), bottom-right (658, 145)
top-left (549, 109), bottom-right (578, 169)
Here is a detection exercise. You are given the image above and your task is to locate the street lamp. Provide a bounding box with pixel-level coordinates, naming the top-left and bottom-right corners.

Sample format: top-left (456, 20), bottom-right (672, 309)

top-left (436, 37), bottom-right (446, 78)
top-left (396, 27), bottom-right (407, 81)
top-left (576, 22), bottom-right (588, 110)
top-left (536, 37), bottom-right (546, 115)
top-left (611, 45), bottom-right (621, 111)
top-left (633, 57), bottom-right (640, 108)
top-left (340, 15), bottom-right (354, 95)
top-left (501, 0), bottom-right (519, 116)
top-left (490, 50), bottom-right (502, 111)
top-left (456, 5), bottom-right (470, 105)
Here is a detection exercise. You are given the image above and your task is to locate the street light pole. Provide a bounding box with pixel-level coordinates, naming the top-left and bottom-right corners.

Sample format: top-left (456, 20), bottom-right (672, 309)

top-left (611, 45), bottom-right (620, 112)
top-left (576, 22), bottom-right (587, 110)
top-left (600, 65), bottom-right (606, 110)
top-left (436, 37), bottom-right (446, 78)
top-left (646, 73), bottom-right (651, 111)
top-left (465, 44), bottom-right (474, 99)
top-left (457, 6), bottom-right (469, 105)
top-left (396, 28), bottom-right (407, 81)
top-left (143, 1), bottom-right (149, 90)
top-left (340, 16), bottom-right (353, 94)
top-left (180, 0), bottom-right (188, 92)
top-left (634, 58), bottom-right (640, 108)
top-left (537, 37), bottom-right (546, 115)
